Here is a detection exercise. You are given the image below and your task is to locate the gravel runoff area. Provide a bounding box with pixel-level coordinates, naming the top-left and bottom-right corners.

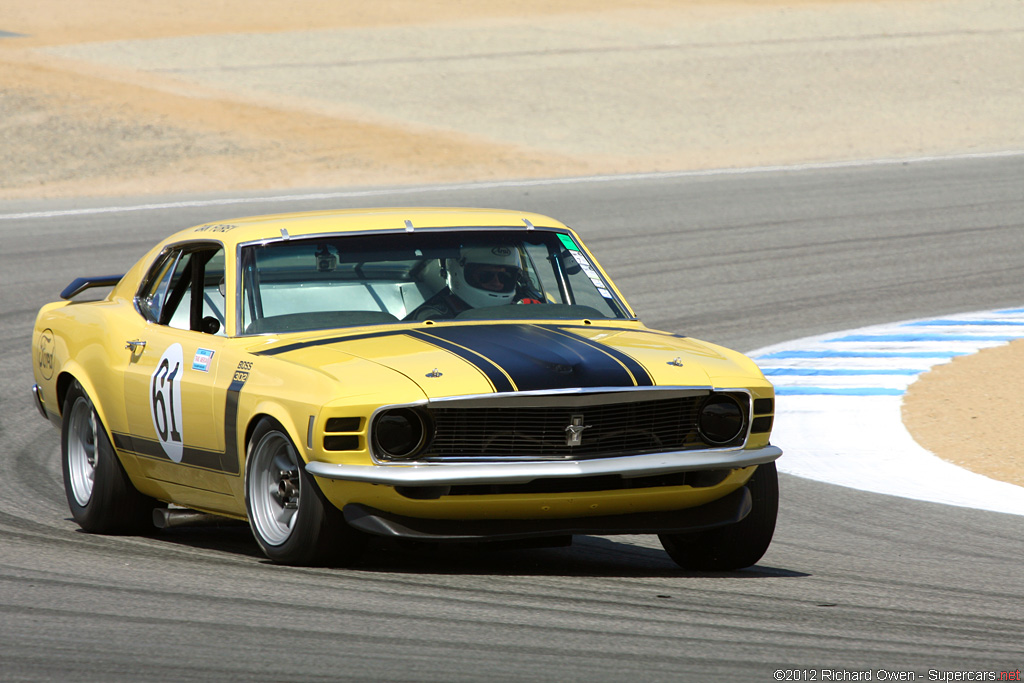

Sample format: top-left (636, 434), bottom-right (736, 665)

top-left (2, 0), bottom-right (1023, 490)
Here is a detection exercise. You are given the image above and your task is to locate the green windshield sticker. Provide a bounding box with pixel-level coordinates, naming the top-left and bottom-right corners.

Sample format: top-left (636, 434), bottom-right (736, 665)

top-left (557, 233), bottom-right (580, 251)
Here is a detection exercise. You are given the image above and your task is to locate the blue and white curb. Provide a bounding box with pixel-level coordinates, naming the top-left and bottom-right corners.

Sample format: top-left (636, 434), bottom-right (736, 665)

top-left (746, 308), bottom-right (1024, 516)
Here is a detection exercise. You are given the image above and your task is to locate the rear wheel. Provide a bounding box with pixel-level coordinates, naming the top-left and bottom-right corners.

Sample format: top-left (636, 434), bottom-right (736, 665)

top-left (659, 462), bottom-right (779, 571)
top-left (244, 418), bottom-right (365, 565)
top-left (61, 380), bottom-right (158, 534)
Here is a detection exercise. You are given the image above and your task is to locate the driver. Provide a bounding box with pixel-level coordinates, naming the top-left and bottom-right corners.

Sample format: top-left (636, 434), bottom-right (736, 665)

top-left (408, 245), bottom-right (525, 320)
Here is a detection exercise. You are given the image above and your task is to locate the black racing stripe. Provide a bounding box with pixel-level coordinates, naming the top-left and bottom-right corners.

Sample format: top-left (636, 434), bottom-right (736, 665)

top-left (254, 323), bottom-right (653, 392)
top-left (255, 324), bottom-right (683, 358)
top-left (539, 325), bottom-right (654, 386)
top-left (223, 376), bottom-right (247, 473)
top-left (419, 325), bottom-right (637, 391)
top-left (256, 329), bottom-right (407, 356)
top-left (112, 432), bottom-right (236, 474)
top-left (407, 330), bottom-right (515, 393)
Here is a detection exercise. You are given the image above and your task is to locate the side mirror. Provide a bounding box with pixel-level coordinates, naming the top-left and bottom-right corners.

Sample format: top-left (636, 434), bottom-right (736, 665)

top-left (201, 316), bottom-right (221, 335)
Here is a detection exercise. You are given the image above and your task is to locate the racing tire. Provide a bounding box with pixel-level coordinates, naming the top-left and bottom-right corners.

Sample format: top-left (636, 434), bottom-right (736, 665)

top-left (61, 380), bottom-right (159, 534)
top-left (244, 418), bottom-right (366, 566)
top-left (659, 461), bottom-right (779, 571)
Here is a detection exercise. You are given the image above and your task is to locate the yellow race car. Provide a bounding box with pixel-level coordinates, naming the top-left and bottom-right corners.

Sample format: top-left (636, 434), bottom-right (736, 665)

top-left (31, 208), bottom-right (780, 569)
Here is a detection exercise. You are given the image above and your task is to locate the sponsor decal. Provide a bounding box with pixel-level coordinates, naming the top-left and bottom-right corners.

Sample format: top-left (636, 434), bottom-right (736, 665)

top-left (233, 360), bottom-right (252, 383)
top-left (192, 348), bottom-right (214, 372)
top-left (557, 233), bottom-right (580, 251)
top-left (194, 223), bottom-right (238, 233)
top-left (567, 251), bottom-right (613, 299)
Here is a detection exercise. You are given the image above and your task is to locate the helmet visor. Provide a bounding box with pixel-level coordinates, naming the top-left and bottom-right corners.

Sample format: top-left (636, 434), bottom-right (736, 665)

top-left (464, 263), bottom-right (520, 293)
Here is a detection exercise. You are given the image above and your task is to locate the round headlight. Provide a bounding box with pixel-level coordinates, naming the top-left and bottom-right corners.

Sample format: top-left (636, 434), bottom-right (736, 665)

top-left (373, 408), bottom-right (428, 459)
top-left (698, 394), bottom-right (745, 446)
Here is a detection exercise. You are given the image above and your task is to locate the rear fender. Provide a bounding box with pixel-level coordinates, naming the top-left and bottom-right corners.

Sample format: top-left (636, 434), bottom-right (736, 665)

top-left (54, 365), bottom-right (117, 437)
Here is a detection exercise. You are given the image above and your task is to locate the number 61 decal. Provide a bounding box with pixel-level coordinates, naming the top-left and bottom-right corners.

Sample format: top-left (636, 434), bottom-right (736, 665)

top-left (151, 343), bottom-right (184, 463)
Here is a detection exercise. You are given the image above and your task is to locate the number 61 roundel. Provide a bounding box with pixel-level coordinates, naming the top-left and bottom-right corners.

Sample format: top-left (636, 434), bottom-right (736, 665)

top-left (151, 343), bottom-right (185, 463)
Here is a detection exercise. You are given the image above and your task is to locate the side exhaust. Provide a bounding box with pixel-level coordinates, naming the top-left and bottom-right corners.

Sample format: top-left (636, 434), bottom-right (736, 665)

top-left (153, 507), bottom-right (243, 529)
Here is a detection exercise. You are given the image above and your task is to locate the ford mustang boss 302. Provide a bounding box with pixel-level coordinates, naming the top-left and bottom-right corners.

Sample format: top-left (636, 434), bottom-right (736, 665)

top-left (31, 208), bottom-right (780, 568)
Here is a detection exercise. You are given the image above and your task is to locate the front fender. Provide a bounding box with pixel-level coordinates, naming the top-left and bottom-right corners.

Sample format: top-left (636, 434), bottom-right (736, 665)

top-left (242, 400), bottom-right (309, 464)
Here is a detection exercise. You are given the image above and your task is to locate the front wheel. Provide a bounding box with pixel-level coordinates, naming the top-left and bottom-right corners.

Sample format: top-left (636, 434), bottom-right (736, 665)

top-left (244, 418), bottom-right (365, 565)
top-left (61, 380), bottom-right (158, 534)
top-left (659, 461), bottom-right (779, 571)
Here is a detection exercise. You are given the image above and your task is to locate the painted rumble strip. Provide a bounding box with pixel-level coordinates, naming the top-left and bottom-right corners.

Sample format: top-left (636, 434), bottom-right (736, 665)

top-left (746, 309), bottom-right (1024, 515)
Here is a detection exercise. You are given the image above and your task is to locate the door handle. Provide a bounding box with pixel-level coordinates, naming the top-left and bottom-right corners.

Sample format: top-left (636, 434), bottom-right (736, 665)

top-left (125, 340), bottom-right (147, 352)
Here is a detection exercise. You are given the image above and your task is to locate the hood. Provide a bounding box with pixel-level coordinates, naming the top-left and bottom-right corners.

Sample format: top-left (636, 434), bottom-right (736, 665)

top-left (255, 323), bottom-right (763, 399)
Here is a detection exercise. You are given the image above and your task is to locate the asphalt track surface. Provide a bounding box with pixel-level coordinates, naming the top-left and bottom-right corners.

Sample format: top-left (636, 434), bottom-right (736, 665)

top-left (2, 154), bottom-right (1023, 680)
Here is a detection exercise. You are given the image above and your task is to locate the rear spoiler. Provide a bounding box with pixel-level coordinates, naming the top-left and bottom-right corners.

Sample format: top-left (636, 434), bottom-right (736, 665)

top-left (60, 275), bottom-right (123, 300)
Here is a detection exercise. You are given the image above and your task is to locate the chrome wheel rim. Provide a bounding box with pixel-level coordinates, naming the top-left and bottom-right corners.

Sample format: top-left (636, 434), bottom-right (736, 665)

top-left (67, 396), bottom-right (98, 507)
top-left (249, 432), bottom-right (301, 546)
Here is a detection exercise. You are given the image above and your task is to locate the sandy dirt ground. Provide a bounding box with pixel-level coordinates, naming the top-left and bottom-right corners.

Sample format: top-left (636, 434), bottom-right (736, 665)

top-left (3, 0), bottom-right (1023, 199)
top-left (904, 340), bottom-right (1024, 487)
top-left (2, 0), bottom-right (1023, 488)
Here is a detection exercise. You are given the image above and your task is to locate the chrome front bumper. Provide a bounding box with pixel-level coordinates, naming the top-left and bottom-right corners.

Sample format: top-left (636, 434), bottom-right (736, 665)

top-left (306, 445), bottom-right (782, 487)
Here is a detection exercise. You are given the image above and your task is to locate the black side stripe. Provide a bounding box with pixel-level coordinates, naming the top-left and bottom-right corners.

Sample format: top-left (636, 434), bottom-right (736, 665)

top-left (256, 329), bottom-right (406, 356)
top-left (406, 330), bottom-right (515, 392)
top-left (538, 325), bottom-right (655, 386)
top-left (111, 362), bottom-right (245, 477)
top-left (112, 432), bottom-right (239, 475)
top-left (224, 370), bottom-right (249, 468)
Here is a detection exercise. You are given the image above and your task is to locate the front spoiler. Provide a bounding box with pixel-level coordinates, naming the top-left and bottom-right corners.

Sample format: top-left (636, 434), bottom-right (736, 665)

top-left (343, 486), bottom-right (752, 542)
top-left (306, 445), bottom-right (782, 487)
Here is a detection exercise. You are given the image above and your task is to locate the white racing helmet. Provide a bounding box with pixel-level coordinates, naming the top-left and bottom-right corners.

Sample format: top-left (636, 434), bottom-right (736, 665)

top-left (447, 244), bottom-right (523, 309)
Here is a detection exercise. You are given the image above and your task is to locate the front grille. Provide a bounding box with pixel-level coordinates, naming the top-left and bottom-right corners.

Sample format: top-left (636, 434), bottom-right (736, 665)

top-left (424, 395), bottom-right (721, 460)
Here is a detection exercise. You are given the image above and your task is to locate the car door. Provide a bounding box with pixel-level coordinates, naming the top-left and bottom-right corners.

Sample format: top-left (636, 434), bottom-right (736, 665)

top-left (122, 244), bottom-right (237, 504)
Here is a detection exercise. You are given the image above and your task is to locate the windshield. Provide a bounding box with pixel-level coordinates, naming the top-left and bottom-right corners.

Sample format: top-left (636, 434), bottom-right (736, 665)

top-left (238, 229), bottom-right (628, 334)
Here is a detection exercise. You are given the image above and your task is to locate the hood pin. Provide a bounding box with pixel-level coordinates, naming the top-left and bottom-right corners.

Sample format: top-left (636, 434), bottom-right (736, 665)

top-left (425, 368), bottom-right (443, 378)
top-left (667, 357), bottom-right (684, 367)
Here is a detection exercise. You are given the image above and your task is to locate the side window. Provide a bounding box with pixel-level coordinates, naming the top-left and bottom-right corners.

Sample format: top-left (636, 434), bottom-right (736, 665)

top-left (201, 250), bottom-right (226, 333)
top-left (137, 249), bottom-right (185, 324)
top-left (137, 245), bottom-right (226, 335)
top-left (523, 242), bottom-right (565, 304)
